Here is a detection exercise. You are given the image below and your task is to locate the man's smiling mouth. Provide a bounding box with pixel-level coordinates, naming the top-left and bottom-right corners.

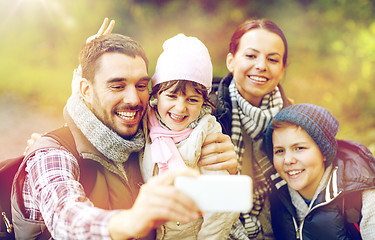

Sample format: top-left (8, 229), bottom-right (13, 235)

top-left (116, 111), bottom-right (136, 120)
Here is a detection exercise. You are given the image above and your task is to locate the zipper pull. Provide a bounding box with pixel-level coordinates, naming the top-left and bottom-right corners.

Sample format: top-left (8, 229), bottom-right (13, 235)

top-left (2, 212), bottom-right (13, 234)
top-left (296, 227), bottom-right (301, 239)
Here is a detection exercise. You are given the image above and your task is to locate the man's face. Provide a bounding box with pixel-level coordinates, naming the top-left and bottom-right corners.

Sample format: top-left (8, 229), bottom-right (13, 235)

top-left (82, 52), bottom-right (150, 139)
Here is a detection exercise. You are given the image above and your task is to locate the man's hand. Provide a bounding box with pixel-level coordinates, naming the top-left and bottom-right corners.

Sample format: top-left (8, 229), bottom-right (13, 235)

top-left (24, 133), bottom-right (42, 155)
top-left (108, 168), bottom-right (201, 239)
top-left (86, 18), bottom-right (115, 43)
top-left (198, 132), bottom-right (238, 174)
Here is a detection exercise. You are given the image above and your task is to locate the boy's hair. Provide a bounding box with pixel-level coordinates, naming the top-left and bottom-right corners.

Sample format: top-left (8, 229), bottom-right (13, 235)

top-left (271, 120), bottom-right (300, 130)
top-left (151, 80), bottom-right (215, 111)
top-left (80, 34), bottom-right (148, 83)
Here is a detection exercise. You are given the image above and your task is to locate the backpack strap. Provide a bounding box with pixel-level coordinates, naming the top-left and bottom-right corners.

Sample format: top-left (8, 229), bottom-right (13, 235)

top-left (342, 191), bottom-right (362, 239)
top-left (336, 139), bottom-right (373, 239)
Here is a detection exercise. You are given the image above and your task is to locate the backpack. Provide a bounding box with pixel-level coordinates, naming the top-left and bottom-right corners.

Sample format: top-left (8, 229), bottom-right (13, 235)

top-left (337, 139), bottom-right (375, 239)
top-left (0, 126), bottom-right (79, 240)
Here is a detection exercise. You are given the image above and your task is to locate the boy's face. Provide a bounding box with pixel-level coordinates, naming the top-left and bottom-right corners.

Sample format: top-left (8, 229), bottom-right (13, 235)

top-left (272, 126), bottom-right (326, 200)
top-left (157, 83), bottom-right (203, 131)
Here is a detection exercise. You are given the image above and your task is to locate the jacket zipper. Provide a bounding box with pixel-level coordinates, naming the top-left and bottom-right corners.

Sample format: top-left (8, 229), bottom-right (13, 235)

top-left (294, 191), bottom-right (343, 240)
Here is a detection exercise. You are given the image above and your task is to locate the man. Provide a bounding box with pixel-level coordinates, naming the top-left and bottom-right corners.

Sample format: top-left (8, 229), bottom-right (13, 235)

top-left (11, 28), bottom-right (237, 239)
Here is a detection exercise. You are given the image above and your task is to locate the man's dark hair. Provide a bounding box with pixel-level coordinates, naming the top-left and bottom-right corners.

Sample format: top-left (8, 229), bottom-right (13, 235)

top-left (79, 34), bottom-right (149, 82)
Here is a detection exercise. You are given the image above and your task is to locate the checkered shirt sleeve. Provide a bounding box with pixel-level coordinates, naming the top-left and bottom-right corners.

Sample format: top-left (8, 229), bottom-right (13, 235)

top-left (23, 148), bottom-right (119, 239)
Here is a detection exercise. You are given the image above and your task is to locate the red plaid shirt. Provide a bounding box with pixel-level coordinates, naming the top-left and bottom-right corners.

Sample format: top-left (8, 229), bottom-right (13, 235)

top-left (22, 148), bottom-right (118, 239)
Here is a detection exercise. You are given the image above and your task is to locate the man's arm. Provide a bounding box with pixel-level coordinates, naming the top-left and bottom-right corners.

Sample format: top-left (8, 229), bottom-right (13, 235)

top-left (108, 169), bottom-right (201, 239)
top-left (25, 149), bottom-right (116, 239)
top-left (198, 132), bottom-right (238, 174)
top-left (26, 149), bottom-right (201, 239)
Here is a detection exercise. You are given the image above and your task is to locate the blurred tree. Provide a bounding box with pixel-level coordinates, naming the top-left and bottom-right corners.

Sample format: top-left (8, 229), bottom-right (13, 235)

top-left (0, 0), bottom-right (373, 151)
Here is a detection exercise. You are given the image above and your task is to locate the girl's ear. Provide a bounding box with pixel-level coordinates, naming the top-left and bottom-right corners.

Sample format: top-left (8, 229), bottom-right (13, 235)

top-left (152, 92), bottom-right (158, 100)
top-left (226, 53), bottom-right (235, 72)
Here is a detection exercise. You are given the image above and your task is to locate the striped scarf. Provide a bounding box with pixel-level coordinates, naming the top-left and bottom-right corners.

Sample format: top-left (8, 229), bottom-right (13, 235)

top-left (228, 80), bottom-right (283, 239)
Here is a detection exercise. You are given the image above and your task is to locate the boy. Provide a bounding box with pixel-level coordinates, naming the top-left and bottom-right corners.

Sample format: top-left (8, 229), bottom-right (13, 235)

top-left (264, 103), bottom-right (375, 239)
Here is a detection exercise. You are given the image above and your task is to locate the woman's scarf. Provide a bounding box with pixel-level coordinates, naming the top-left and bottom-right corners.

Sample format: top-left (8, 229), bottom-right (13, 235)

top-left (229, 80), bottom-right (283, 238)
top-left (229, 79), bottom-right (282, 175)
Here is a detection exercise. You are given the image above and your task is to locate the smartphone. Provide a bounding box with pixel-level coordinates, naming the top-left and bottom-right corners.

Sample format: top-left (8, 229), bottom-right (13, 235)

top-left (174, 175), bottom-right (252, 212)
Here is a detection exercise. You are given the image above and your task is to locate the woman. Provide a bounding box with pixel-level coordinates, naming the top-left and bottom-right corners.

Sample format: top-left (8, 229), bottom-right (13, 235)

top-left (212, 18), bottom-right (293, 239)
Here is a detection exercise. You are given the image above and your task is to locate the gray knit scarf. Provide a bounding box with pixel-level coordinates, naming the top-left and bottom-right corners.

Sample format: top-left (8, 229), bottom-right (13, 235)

top-left (228, 80), bottom-right (283, 239)
top-left (65, 94), bottom-right (145, 179)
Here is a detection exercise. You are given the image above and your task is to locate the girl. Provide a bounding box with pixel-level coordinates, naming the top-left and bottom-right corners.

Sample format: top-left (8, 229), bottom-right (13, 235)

top-left (141, 33), bottom-right (239, 240)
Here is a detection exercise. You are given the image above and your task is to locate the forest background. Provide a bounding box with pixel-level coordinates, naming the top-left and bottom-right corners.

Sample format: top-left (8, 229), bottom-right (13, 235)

top-left (0, 0), bottom-right (374, 156)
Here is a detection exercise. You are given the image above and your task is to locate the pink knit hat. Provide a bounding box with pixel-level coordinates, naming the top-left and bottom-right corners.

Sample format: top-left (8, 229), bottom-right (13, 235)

top-left (152, 34), bottom-right (213, 93)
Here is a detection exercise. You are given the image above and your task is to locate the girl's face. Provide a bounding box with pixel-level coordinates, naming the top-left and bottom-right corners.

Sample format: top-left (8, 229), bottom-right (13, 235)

top-left (156, 83), bottom-right (204, 131)
top-left (272, 126), bottom-right (326, 200)
top-left (226, 29), bottom-right (285, 107)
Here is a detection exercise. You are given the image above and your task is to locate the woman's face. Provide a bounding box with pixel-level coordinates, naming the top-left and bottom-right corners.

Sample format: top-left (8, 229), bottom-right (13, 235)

top-left (226, 29), bottom-right (285, 107)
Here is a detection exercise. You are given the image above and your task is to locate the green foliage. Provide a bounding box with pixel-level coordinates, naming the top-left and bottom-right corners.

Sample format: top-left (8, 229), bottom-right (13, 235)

top-left (0, 0), bottom-right (374, 152)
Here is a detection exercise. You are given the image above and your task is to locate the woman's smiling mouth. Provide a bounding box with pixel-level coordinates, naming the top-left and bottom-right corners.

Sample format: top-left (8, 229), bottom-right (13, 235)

top-left (249, 75), bottom-right (268, 82)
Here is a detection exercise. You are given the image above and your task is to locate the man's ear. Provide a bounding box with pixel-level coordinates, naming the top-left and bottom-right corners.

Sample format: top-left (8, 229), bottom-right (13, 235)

top-left (226, 53), bottom-right (234, 72)
top-left (80, 78), bottom-right (91, 102)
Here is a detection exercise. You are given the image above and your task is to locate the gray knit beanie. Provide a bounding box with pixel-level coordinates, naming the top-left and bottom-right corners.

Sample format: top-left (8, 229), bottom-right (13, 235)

top-left (264, 104), bottom-right (339, 166)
